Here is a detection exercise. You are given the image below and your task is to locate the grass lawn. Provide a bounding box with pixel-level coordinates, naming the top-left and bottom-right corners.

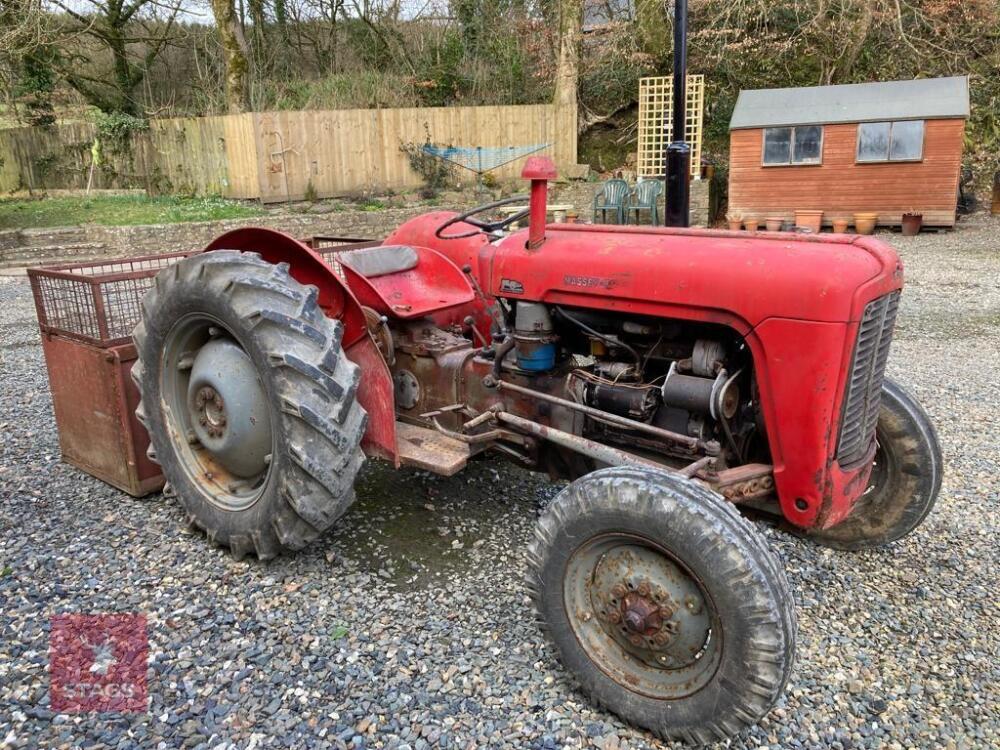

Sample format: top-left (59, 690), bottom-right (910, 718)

top-left (0, 195), bottom-right (264, 230)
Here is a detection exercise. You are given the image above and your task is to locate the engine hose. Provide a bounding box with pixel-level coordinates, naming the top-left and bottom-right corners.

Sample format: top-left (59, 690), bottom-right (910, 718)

top-left (486, 336), bottom-right (516, 387)
top-left (555, 306), bottom-right (643, 371)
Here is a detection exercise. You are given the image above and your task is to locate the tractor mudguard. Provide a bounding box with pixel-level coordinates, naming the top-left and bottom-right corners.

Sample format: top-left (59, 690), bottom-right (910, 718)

top-left (204, 228), bottom-right (397, 463)
top-left (384, 212), bottom-right (496, 339)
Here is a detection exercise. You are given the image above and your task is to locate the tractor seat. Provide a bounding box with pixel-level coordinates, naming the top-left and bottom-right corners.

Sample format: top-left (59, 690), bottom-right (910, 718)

top-left (334, 243), bottom-right (475, 319)
top-left (338, 245), bottom-right (418, 278)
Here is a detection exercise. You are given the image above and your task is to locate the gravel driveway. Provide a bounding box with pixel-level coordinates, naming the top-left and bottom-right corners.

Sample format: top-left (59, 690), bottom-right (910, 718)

top-left (2, 217), bottom-right (998, 749)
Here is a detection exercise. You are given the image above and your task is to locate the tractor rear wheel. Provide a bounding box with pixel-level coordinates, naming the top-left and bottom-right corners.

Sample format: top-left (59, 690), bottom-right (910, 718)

top-left (132, 251), bottom-right (367, 559)
top-left (527, 467), bottom-right (795, 746)
top-left (808, 377), bottom-right (941, 551)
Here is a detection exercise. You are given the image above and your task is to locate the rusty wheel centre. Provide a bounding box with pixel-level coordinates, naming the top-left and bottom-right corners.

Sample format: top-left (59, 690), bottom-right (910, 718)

top-left (564, 533), bottom-right (722, 699)
top-left (196, 386), bottom-right (227, 438)
top-left (162, 315), bottom-right (274, 512)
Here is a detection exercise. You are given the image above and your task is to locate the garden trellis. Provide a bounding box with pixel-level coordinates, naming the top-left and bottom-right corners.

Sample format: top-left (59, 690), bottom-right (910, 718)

top-left (637, 75), bottom-right (705, 179)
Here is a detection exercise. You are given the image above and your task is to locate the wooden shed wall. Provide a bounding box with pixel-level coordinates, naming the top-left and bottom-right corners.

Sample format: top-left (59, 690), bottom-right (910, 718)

top-left (728, 119), bottom-right (964, 227)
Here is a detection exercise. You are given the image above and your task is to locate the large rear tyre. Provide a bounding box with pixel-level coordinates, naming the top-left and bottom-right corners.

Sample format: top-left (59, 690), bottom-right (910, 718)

top-left (809, 377), bottom-right (942, 551)
top-left (133, 251), bottom-right (367, 559)
top-left (527, 467), bottom-right (796, 746)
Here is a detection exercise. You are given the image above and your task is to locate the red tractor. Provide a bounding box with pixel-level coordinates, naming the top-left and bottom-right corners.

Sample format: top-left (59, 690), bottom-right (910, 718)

top-left (132, 158), bottom-right (940, 744)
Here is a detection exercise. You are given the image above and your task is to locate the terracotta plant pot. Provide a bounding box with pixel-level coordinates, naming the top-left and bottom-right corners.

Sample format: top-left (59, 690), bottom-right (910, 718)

top-left (854, 212), bottom-right (878, 235)
top-left (727, 217), bottom-right (743, 231)
top-left (794, 209), bottom-right (823, 233)
top-left (831, 218), bottom-right (850, 233)
top-left (901, 212), bottom-right (923, 236)
top-left (743, 218), bottom-right (759, 233)
top-left (765, 217), bottom-right (784, 232)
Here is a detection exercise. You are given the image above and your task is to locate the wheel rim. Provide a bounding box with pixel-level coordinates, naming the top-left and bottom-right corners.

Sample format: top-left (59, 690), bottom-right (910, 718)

top-left (865, 433), bottom-right (895, 497)
top-left (564, 533), bottom-right (723, 699)
top-left (849, 429), bottom-right (899, 516)
top-left (161, 313), bottom-right (274, 511)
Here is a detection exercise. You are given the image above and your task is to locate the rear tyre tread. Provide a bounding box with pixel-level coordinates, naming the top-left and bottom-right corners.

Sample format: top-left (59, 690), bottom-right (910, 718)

top-left (133, 251), bottom-right (366, 559)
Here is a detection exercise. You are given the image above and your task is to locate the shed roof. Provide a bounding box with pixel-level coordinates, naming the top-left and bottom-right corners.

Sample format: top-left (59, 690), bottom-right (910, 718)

top-left (729, 76), bottom-right (969, 130)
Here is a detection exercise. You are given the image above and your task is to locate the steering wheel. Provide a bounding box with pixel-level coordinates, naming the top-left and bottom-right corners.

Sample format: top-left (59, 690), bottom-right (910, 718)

top-left (435, 195), bottom-right (530, 240)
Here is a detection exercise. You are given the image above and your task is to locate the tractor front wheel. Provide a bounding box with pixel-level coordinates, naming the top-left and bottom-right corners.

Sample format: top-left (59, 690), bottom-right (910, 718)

top-left (527, 467), bottom-right (796, 745)
top-left (133, 251), bottom-right (367, 559)
top-left (808, 377), bottom-right (942, 551)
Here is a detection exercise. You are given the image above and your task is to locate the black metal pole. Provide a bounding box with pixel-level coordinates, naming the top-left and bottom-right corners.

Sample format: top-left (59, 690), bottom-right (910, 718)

top-left (664, 0), bottom-right (691, 227)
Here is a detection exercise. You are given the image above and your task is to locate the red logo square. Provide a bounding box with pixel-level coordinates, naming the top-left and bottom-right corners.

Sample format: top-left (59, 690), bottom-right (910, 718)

top-left (49, 613), bottom-right (148, 713)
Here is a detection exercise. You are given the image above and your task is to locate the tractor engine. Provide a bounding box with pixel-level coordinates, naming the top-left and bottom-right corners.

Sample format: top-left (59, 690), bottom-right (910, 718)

top-left (507, 302), bottom-right (758, 468)
top-left (387, 299), bottom-right (761, 475)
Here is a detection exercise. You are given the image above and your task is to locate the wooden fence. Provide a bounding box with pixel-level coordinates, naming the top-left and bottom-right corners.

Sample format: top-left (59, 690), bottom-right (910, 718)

top-left (0, 103), bottom-right (577, 202)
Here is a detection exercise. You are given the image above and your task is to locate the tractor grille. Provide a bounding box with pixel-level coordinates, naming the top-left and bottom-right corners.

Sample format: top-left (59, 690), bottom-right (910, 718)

top-left (836, 291), bottom-right (900, 465)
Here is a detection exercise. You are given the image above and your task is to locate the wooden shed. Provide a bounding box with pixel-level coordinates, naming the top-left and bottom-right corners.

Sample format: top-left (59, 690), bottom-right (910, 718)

top-left (727, 76), bottom-right (970, 228)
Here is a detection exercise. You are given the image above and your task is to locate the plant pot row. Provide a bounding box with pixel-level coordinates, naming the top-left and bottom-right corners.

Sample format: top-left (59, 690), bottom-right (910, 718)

top-left (726, 211), bottom-right (923, 236)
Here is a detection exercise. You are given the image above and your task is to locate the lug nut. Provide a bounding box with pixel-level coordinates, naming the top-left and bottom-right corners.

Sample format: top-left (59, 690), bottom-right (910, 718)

top-left (611, 584), bottom-right (627, 599)
top-left (607, 610), bottom-right (621, 624)
top-left (636, 581), bottom-right (651, 597)
top-left (628, 634), bottom-right (643, 646)
top-left (653, 631), bottom-right (670, 645)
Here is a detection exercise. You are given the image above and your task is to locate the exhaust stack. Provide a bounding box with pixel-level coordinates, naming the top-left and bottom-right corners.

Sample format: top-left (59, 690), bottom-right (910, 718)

top-left (664, 0), bottom-right (691, 227)
top-left (521, 156), bottom-right (557, 249)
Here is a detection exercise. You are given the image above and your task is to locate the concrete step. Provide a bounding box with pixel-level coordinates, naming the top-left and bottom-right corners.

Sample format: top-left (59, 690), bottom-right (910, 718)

top-left (0, 230), bottom-right (26, 252)
top-left (20, 226), bottom-right (90, 245)
top-left (0, 242), bottom-right (107, 268)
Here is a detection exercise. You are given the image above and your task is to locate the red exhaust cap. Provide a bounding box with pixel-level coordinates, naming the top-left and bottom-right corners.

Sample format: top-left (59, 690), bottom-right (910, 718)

top-left (521, 156), bottom-right (558, 180)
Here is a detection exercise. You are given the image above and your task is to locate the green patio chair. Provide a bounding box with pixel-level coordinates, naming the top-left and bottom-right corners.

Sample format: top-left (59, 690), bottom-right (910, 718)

top-left (627, 178), bottom-right (663, 226)
top-left (592, 178), bottom-right (629, 224)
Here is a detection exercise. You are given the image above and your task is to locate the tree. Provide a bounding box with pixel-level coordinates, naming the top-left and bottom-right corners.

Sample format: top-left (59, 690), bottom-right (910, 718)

top-left (1, 0), bottom-right (58, 125)
top-left (46, 0), bottom-right (185, 114)
top-left (553, 0), bottom-right (581, 121)
top-left (15, 49), bottom-right (57, 125)
top-left (210, 0), bottom-right (251, 113)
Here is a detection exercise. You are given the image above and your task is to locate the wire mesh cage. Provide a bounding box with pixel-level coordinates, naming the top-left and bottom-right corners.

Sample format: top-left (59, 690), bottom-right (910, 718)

top-left (28, 238), bottom-right (380, 348)
top-left (28, 252), bottom-right (200, 348)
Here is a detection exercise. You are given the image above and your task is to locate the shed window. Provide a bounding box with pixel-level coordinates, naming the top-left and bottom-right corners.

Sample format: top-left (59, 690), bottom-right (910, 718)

top-left (762, 126), bottom-right (823, 165)
top-left (857, 120), bottom-right (924, 162)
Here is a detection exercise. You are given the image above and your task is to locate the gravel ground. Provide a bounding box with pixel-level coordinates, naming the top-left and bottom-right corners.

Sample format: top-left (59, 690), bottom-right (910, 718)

top-left (1, 216), bottom-right (998, 749)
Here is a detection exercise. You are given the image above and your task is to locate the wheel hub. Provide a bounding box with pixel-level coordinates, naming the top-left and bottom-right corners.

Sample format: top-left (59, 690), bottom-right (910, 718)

top-left (195, 386), bottom-right (227, 437)
top-left (590, 543), bottom-right (712, 670)
top-left (186, 337), bottom-right (273, 480)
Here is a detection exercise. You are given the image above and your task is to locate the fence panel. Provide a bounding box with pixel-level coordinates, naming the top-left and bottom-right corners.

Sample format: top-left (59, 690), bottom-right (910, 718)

top-left (1, 102), bottom-right (577, 201)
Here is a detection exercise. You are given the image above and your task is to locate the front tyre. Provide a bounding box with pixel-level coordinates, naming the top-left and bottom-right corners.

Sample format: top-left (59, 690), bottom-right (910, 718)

top-left (527, 467), bottom-right (796, 746)
top-left (132, 251), bottom-right (367, 559)
top-left (809, 377), bottom-right (942, 551)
